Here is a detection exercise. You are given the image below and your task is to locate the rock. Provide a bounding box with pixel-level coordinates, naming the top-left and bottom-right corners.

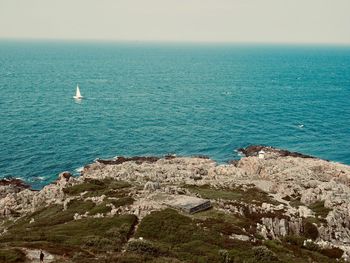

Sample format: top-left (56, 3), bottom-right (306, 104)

top-left (86, 195), bottom-right (106, 204)
top-left (0, 178), bottom-right (30, 198)
top-left (238, 145), bottom-right (315, 159)
top-left (298, 206), bottom-right (314, 218)
top-left (143, 181), bottom-right (160, 192)
top-left (2, 146), bottom-right (350, 260)
top-left (93, 213), bottom-right (104, 218)
top-left (74, 213), bottom-right (82, 220)
top-left (97, 156), bottom-right (159, 165)
top-left (229, 234), bottom-right (250, 241)
top-left (58, 171), bottom-right (71, 182)
top-left (190, 174), bottom-right (202, 181)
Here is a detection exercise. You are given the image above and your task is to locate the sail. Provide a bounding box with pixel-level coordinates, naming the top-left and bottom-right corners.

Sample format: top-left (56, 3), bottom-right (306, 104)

top-left (76, 85), bottom-right (82, 98)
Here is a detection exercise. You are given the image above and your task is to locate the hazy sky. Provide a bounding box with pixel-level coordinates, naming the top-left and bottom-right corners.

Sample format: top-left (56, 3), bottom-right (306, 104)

top-left (1, 0), bottom-right (350, 44)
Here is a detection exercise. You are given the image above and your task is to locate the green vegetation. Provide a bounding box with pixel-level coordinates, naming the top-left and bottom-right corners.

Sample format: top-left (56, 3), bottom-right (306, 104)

top-left (283, 235), bottom-right (306, 247)
top-left (0, 205), bottom-right (344, 262)
top-left (0, 178), bottom-right (343, 263)
top-left (308, 201), bottom-right (331, 218)
top-left (88, 202), bottom-right (112, 216)
top-left (10, 196), bottom-right (134, 230)
top-left (252, 246), bottom-right (278, 262)
top-left (134, 209), bottom-right (342, 263)
top-left (0, 183), bottom-right (137, 261)
top-left (82, 197), bottom-right (134, 216)
top-left (0, 215), bottom-right (137, 260)
top-left (265, 238), bottom-right (341, 263)
top-left (136, 208), bottom-right (245, 262)
top-left (283, 194), bottom-right (303, 208)
top-left (184, 184), bottom-right (280, 205)
top-left (63, 179), bottom-right (132, 198)
top-left (110, 197), bottom-right (135, 208)
top-left (286, 198), bottom-right (331, 222)
top-left (0, 248), bottom-right (26, 263)
top-left (126, 239), bottom-right (160, 256)
top-left (11, 200), bottom-right (95, 229)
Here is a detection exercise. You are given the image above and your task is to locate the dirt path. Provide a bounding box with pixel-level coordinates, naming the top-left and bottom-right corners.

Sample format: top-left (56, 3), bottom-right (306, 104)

top-left (22, 248), bottom-right (56, 263)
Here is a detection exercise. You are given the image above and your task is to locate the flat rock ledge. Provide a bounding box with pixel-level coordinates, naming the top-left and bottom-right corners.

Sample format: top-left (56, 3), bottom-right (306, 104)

top-left (1, 145), bottom-right (350, 262)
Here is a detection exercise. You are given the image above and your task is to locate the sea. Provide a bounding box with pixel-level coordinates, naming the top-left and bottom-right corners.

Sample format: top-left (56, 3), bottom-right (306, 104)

top-left (0, 41), bottom-right (349, 188)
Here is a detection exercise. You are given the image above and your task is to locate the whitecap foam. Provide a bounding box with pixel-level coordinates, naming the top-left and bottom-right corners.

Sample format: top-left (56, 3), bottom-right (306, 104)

top-left (29, 176), bottom-right (45, 182)
top-left (75, 166), bottom-right (84, 173)
top-left (234, 149), bottom-right (244, 157)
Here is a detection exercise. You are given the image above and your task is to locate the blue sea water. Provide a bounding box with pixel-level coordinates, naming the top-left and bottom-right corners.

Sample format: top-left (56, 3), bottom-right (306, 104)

top-left (0, 41), bottom-right (350, 188)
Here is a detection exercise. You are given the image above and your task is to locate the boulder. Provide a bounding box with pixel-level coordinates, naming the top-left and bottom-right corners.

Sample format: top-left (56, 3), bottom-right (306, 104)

top-left (144, 181), bottom-right (160, 192)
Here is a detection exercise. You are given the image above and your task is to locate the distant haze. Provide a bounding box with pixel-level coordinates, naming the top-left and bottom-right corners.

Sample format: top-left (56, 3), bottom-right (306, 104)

top-left (1, 0), bottom-right (350, 44)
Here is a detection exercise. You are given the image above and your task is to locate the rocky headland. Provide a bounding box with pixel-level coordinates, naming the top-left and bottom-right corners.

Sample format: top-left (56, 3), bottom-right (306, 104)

top-left (1, 146), bottom-right (350, 262)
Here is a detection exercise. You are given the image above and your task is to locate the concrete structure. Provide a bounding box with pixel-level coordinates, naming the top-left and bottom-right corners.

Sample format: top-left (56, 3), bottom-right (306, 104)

top-left (167, 195), bottom-right (212, 214)
top-left (258, 150), bottom-right (265, 159)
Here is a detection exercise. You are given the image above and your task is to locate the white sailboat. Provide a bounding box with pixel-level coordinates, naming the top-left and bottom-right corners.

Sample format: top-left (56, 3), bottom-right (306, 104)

top-left (73, 85), bottom-right (83, 99)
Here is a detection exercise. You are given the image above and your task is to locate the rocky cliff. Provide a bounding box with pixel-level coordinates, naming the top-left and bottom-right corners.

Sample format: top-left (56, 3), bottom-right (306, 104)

top-left (1, 146), bottom-right (350, 262)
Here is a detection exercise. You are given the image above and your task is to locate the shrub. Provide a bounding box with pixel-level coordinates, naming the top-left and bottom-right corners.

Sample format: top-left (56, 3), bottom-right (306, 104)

top-left (136, 209), bottom-right (195, 244)
top-left (89, 203), bottom-right (112, 215)
top-left (308, 201), bottom-right (331, 218)
top-left (263, 239), bottom-right (290, 255)
top-left (110, 197), bottom-right (135, 208)
top-left (252, 246), bottom-right (278, 262)
top-left (63, 180), bottom-right (106, 195)
top-left (0, 248), bottom-right (26, 263)
top-left (0, 214), bottom-right (137, 253)
top-left (83, 235), bottom-right (116, 250)
top-left (106, 227), bottom-right (124, 238)
top-left (303, 221), bottom-right (319, 240)
top-left (303, 240), bottom-right (320, 251)
top-left (126, 239), bottom-right (159, 256)
top-left (283, 235), bottom-right (305, 247)
top-left (218, 249), bottom-right (233, 263)
top-left (63, 179), bottom-right (131, 197)
top-left (184, 184), bottom-right (278, 205)
top-left (320, 247), bottom-right (343, 259)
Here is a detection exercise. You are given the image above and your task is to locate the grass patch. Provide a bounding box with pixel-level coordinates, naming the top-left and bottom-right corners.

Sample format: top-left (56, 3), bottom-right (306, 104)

top-left (20, 199), bottom-right (96, 228)
top-left (63, 179), bottom-right (106, 195)
top-left (136, 208), bottom-right (250, 262)
top-left (12, 196), bottom-right (135, 229)
top-left (0, 178), bottom-right (138, 260)
top-left (1, 215), bottom-right (137, 254)
top-left (110, 197), bottom-right (135, 208)
top-left (0, 248), bottom-right (26, 263)
top-left (284, 195), bottom-right (303, 208)
top-left (63, 179), bottom-right (132, 198)
top-left (88, 203), bottom-right (112, 215)
top-left (136, 208), bottom-right (340, 262)
top-left (1, 196), bottom-right (137, 258)
top-left (308, 201), bottom-right (331, 219)
top-left (184, 184), bottom-right (279, 205)
top-left (1, 204), bottom-right (342, 263)
top-left (86, 197), bottom-right (135, 215)
top-left (126, 239), bottom-right (160, 256)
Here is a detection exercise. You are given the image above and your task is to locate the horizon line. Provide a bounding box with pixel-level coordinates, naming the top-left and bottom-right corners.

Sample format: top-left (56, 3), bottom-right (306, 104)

top-left (1, 37), bottom-right (350, 47)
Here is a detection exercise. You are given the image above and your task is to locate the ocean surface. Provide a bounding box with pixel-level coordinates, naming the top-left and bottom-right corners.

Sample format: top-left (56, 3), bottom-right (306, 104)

top-left (0, 41), bottom-right (349, 188)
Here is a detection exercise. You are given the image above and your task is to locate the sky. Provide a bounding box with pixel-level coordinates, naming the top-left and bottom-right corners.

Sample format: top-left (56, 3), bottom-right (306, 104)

top-left (1, 0), bottom-right (350, 44)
